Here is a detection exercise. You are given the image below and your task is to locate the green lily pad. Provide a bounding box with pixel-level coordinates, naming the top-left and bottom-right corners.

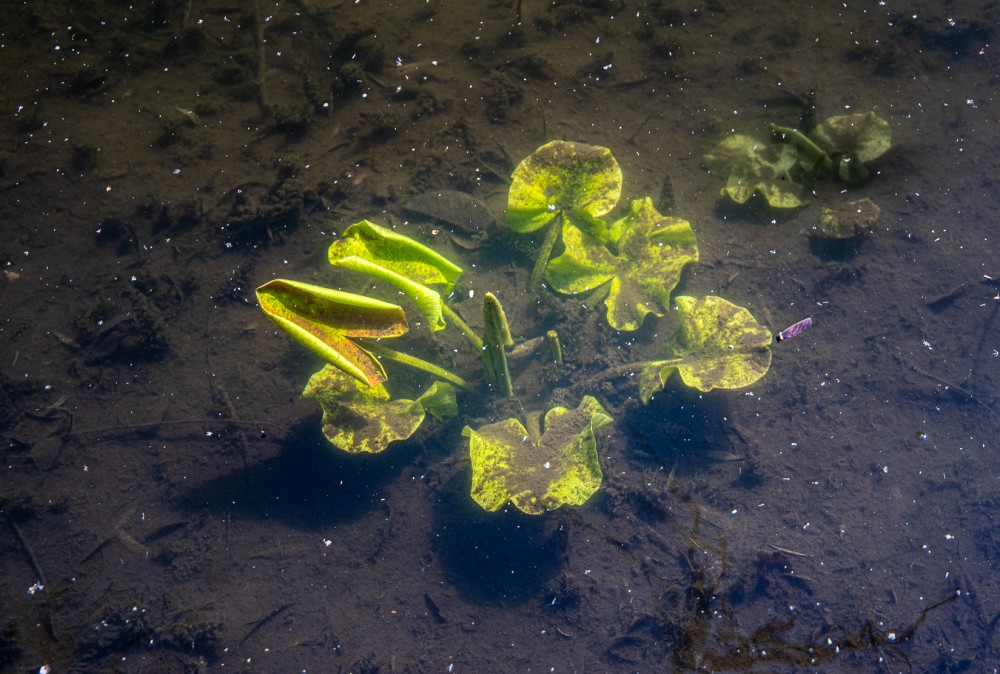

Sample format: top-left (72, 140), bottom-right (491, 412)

top-left (463, 396), bottom-right (612, 515)
top-left (256, 279), bottom-right (408, 387)
top-left (506, 140), bottom-right (622, 236)
top-left (809, 112), bottom-right (891, 164)
top-left (639, 296), bottom-right (772, 402)
top-left (304, 365), bottom-right (457, 453)
top-left (704, 134), bottom-right (805, 208)
top-left (546, 197), bottom-right (699, 331)
top-left (328, 220), bottom-right (463, 331)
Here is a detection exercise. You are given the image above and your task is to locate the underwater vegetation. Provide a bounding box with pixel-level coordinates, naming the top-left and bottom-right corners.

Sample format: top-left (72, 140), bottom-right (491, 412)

top-left (704, 110), bottom-right (891, 209)
top-left (258, 140), bottom-right (774, 514)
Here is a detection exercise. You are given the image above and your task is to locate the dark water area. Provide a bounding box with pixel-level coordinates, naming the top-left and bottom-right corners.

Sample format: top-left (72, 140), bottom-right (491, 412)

top-left (1, 1), bottom-right (999, 672)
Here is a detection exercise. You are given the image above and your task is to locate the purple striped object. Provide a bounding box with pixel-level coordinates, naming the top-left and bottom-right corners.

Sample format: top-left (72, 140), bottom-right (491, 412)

top-left (776, 317), bottom-right (813, 342)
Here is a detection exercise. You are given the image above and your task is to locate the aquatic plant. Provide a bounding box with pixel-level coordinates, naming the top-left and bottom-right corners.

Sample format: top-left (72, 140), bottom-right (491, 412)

top-left (705, 110), bottom-right (891, 208)
top-left (257, 141), bottom-right (774, 513)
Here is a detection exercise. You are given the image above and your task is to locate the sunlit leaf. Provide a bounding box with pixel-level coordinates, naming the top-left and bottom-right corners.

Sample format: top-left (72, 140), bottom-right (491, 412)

top-left (257, 279), bottom-right (407, 387)
top-left (506, 140), bottom-right (622, 236)
top-left (639, 295), bottom-right (772, 402)
top-left (304, 365), bottom-right (457, 453)
top-left (463, 396), bottom-right (612, 515)
top-left (328, 219), bottom-right (463, 330)
top-left (546, 198), bottom-right (699, 331)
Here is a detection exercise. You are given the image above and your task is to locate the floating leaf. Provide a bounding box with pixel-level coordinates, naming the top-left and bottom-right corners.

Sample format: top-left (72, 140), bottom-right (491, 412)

top-left (546, 198), bottom-right (699, 331)
top-left (506, 140), bottom-right (622, 235)
top-left (809, 112), bottom-right (891, 164)
top-left (304, 365), bottom-right (457, 453)
top-left (257, 279), bottom-right (407, 387)
top-left (328, 220), bottom-right (463, 330)
top-left (704, 134), bottom-right (805, 208)
top-left (639, 296), bottom-right (771, 402)
top-left (463, 396), bottom-right (612, 515)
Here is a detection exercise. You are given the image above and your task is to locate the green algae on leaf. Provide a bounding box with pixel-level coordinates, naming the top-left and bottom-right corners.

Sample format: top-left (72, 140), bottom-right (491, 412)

top-left (639, 295), bottom-right (772, 402)
top-left (256, 279), bottom-right (407, 387)
top-left (463, 396), bottom-right (612, 515)
top-left (546, 197), bottom-right (699, 331)
top-left (304, 365), bottom-right (457, 453)
top-left (506, 140), bottom-right (622, 236)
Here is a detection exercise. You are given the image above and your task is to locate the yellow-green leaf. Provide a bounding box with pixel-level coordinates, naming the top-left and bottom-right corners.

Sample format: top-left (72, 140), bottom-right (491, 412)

top-left (328, 220), bottom-right (463, 330)
top-left (640, 295), bottom-right (772, 402)
top-left (546, 198), bottom-right (699, 331)
top-left (506, 141), bottom-right (622, 234)
top-left (257, 279), bottom-right (407, 387)
top-left (463, 396), bottom-right (612, 515)
top-left (303, 365), bottom-right (457, 453)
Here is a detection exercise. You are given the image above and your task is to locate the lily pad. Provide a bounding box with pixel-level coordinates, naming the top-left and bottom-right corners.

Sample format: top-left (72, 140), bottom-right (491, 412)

top-left (506, 140), bottom-right (622, 235)
top-left (809, 112), bottom-right (891, 164)
top-left (639, 295), bottom-right (772, 402)
top-left (463, 396), bottom-right (612, 515)
top-left (256, 278), bottom-right (408, 387)
top-left (546, 197), bottom-right (699, 331)
top-left (328, 220), bottom-right (463, 330)
top-left (304, 365), bottom-right (457, 453)
top-left (704, 134), bottom-right (805, 208)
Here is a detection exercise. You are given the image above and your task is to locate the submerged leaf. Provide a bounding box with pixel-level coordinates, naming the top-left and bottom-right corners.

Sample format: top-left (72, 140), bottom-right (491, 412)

top-left (304, 365), bottom-right (457, 453)
top-left (506, 140), bottom-right (622, 235)
top-left (640, 295), bottom-right (772, 401)
top-left (463, 396), bottom-right (612, 515)
top-left (546, 198), bottom-right (699, 331)
top-left (257, 279), bottom-right (407, 387)
top-left (704, 134), bottom-right (805, 208)
top-left (328, 220), bottom-right (463, 330)
top-left (809, 112), bottom-right (891, 163)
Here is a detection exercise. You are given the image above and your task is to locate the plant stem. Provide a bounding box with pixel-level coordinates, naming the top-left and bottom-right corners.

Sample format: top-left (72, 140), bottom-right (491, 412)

top-left (769, 123), bottom-right (833, 173)
top-left (366, 343), bottom-right (471, 390)
top-left (529, 213), bottom-right (563, 292)
top-left (441, 303), bottom-right (483, 351)
top-left (482, 293), bottom-right (514, 397)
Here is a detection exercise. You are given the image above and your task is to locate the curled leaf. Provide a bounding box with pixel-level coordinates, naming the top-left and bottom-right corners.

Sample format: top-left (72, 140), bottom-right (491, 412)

top-left (256, 279), bottom-right (407, 387)
top-left (328, 220), bottom-right (463, 330)
top-left (809, 112), bottom-right (891, 164)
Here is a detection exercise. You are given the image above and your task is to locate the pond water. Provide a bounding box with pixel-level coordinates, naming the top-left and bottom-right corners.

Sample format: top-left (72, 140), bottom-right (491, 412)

top-left (1, 1), bottom-right (998, 672)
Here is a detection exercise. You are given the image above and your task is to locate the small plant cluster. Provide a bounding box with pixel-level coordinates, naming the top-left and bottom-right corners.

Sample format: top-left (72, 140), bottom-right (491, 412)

top-left (258, 141), bottom-right (773, 515)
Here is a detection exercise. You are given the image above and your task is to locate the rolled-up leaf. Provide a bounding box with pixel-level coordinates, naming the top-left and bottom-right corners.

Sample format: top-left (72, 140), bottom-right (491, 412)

top-left (257, 278), bottom-right (407, 387)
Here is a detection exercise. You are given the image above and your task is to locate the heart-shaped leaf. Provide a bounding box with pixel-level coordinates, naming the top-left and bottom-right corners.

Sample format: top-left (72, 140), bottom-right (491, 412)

top-left (463, 396), bottom-right (612, 515)
top-left (506, 140), bottom-right (622, 235)
top-left (639, 295), bottom-right (772, 401)
top-left (257, 279), bottom-right (407, 387)
top-left (328, 220), bottom-right (463, 330)
top-left (546, 198), bottom-right (699, 331)
top-left (704, 134), bottom-right (805, 208)
top-left (304, 365), bottom-right (457, 453)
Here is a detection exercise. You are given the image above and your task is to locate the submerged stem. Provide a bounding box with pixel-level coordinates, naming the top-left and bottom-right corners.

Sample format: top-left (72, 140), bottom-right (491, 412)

top-left (441, 303), bottom-right (484, 351)
top-left (529, 213), bottom-right (563, 292)
top-left (366, 343), bottom-right (471, 390)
